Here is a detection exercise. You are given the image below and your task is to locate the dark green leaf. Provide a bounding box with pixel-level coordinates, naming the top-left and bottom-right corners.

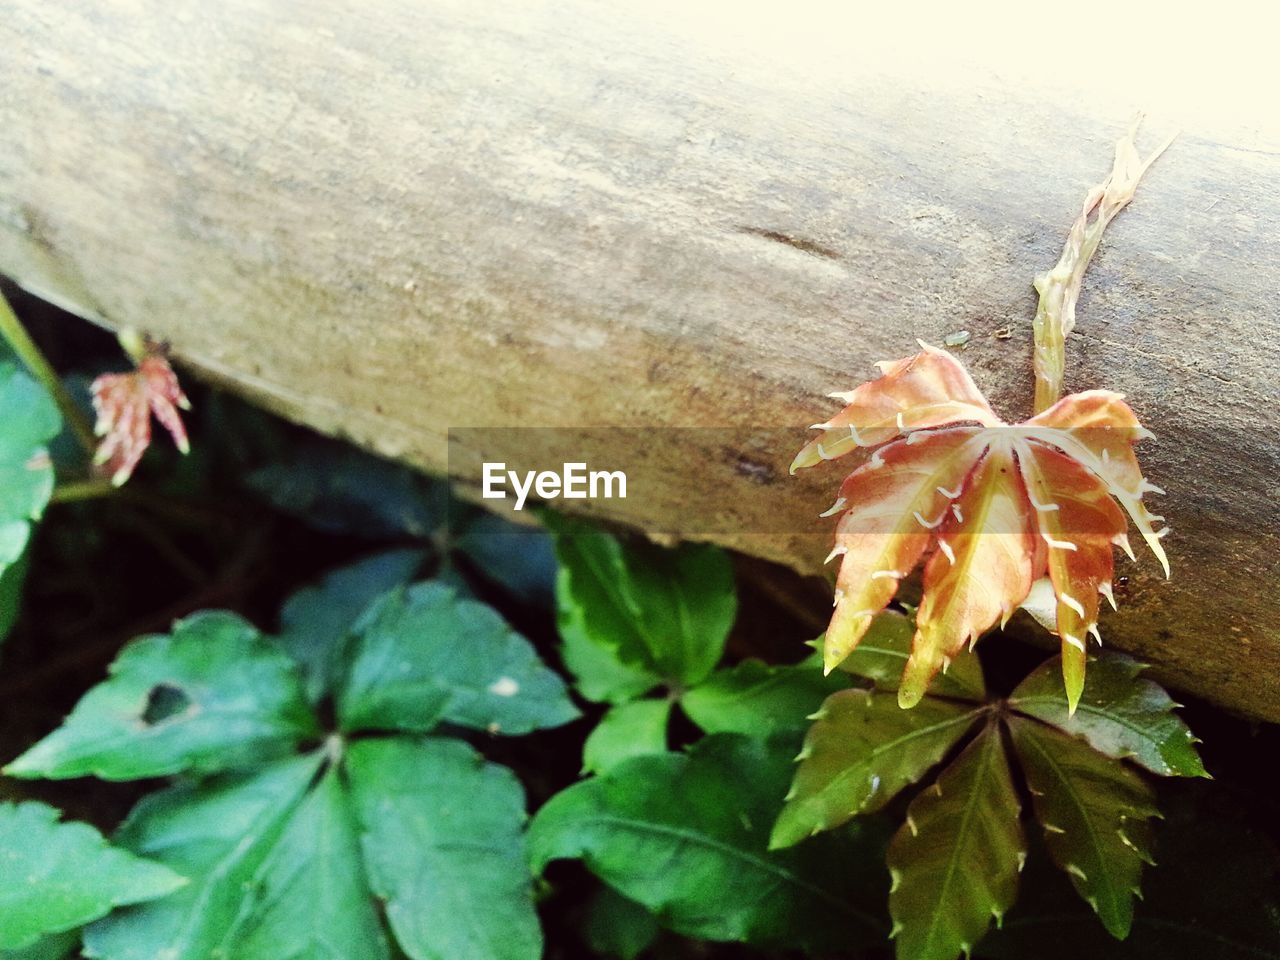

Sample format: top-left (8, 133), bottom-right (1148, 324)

top-left (582, 699), bottom-right (671, 775)
top-left (549, 517), bottom-right (736, 691)
top-left (247, 440), bottom-right (447, 539)
top-left (0, 548), bottom-right (30, 647)
top-left (833, 610), bottom-right (986, 701)
top-left (681, 659), bottom-right (849, 740)
top-left (276, 549), bottom-right (425, 700)
top-left (976, 785), bottom-right (1280, 960)
top-left (583, 886), bottom-right (659, 960)
top-left (0, 362), bottom-right (60, 580)
top-left (887, 724), bottom-right (1024, 960)
top-left (83, 754), bottom-right (321, 960)
top-left (771, 689), bottom-right (984, 849)
top-left (1009, 717), bottom-right (1157, 939)
top-left (337, 582), bottom-right (578, 736)
top-left (530, 734), bottom-right (888, 951)
top-left (0, 930), bottom-right (78, 960)
top-left (0, 802), bottom-right (184, 951)
top-left (455, 513), bottom-right (557, 606)
top-left (346, 737), bottom-right (542, 960)
top-left (228, 766), bottom-right (390, 959)
top-left (1008, 654), bottom-right (1206, 778)
top-left (6, 613), bottom-right (318, 780)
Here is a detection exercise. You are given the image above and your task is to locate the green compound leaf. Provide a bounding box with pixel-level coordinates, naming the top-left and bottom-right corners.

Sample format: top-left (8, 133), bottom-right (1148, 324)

top-left (276, 548), bottom-right (425, 701)
top-left (771, 689), bottom-right (984, 849)
top-left (582, 886), bottom-right (660, 960)
top-left (346, 736), bottom-right (542, 960)
top-left (0, 802), bottom-right (184, 951)
top-left (1008, 717), bottom-right (1157, 940)
top-left (337, 582), bottom-right (578, 736)
top-left (582, 699), bottom-right (672, 775)
top-left (224, 764), bottom-right (389, 960)
top-left (83, 754), bottom-right (322, 960)
top-left (833, 610), bottom-right (986, 701)
top-left (887, 724), bottom-right (1025, 960)
top-left (549, 516), bottom-right (736, 694)
top-left (6, 613), bottom-right (318, 781)
top-left (0, 362), bottom-right (60, 581)
top-left (681, 658), bottom-right (848, 740)
top-left (530, 734), bottom-right (888, 952)
top-left (1008, 654), bottom-right (1206, 778)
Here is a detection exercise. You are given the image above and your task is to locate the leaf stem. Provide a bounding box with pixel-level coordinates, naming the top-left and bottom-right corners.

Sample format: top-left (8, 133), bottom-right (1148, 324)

top-left (0, 288), bottom-right (98, 455)
top-left (1031, 116), bottom-right (1175, 413)
top-left (49, 479), bottom-right (118, 503)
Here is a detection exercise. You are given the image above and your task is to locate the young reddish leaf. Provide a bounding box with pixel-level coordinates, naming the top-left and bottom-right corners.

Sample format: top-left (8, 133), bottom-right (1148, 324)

top-left (91, 350), bottom-right (191, 486)
top-left (795, 344), bottom-right (1168, 706)
top-left (824, 427), bottom-right (990, 670)
top-left (791, 343), bottom-right (1000, 473)
top-left (901, 444), bottom-right (1037, 707)
top-left (1014, 439), bottom-right (1128, 711)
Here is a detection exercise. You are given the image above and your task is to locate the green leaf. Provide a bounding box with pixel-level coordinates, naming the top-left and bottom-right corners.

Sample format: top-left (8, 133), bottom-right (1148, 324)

top-left (337, 582), bottom-right (578, 736)
top-left (226, 765), bottom-right (390, 960)
top-left (0, 802), bottom-right (184, 951)
top-left (455, 512), bottom-right (557, 606)
top-left (277, 549), bottom-right (424, 701)
top-left (976, 784), bottom-right (1280, 960)
top-left (0, 362), bottom-right (60, 580)
top-left (582, 699), bottom-right (671, 775)
top-left (6, 613), bottom-right (318, 780)
top-left (833, 610), bottom-right (986, 701)
top-left (558, 594), bottom-right (662, 704)
top-left (549, 516), bottom-right (736, 691)
top-left (0, 930), bottom-right (78, 960)
top-left (83, 754), bottom-right (321, 960)
top-left (681, 659), bottom-right (849, 740)
top-left (530, 734), bottom-right (888, 952)
top-left (247, 439), bottom-right (448, 539)
top-left (887, 724), bottom-right (1024, 960)
top-left (1008, 654), bottom-right (1206, 778)
top-left (1008, 717), bottom-right (1157, 939)
top-left (345, 736), bottom-right (542, 960)
top-left (771, 689), bottom-right (984, 849)
top-left (0, 548), bottom-right (30, 647)
top-left (583, 886), bottom-right (659, 960)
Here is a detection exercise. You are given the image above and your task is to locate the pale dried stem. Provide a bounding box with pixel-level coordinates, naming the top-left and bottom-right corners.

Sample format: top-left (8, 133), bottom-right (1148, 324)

top-left (1031, 116), bottom-right (1175, 413)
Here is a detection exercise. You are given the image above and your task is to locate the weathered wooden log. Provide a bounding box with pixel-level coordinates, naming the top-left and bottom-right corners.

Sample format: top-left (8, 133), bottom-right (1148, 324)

top-left (1, 3), bottom-right (1277, 719)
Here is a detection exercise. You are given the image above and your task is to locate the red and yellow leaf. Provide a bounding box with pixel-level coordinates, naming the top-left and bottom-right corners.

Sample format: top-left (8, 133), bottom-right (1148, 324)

top-left (791, 343), bottom-right (1001, 474)
top-left (901, 444), bottom-right (1037, 707)
top-left (824, 428), bottom-right (989, 671)
top-left (1015, 439), bottom-right (1128, 711)
top-left (91, 353), bottom-right (191, 486)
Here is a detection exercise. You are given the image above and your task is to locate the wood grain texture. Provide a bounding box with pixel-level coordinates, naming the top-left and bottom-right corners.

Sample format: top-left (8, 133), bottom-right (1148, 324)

top-left (1, 2), bottom-right (1277, 718)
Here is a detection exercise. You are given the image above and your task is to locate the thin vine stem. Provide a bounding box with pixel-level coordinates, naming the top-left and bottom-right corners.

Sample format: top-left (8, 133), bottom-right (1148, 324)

top-left (49, 479), bottom-right (118, 503)
top-left (0, 287), bottom-right (98, 455)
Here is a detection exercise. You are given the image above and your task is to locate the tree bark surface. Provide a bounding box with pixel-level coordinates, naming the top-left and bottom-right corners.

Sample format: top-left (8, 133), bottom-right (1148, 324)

top-left (1, 2), bottom-right (1277, 718)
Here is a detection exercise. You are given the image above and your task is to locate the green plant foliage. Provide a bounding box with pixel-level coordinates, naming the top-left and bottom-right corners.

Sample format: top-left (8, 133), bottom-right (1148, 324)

top-left (775, 647), bottom-right (1205, 960)
top-left (548, 516), bottom-right (736, 695)
top-left (1008, 654), bottom-right (1208, 777)
top-left (0, 802), bottom-right (184, 951)
top-left (770, 689), bottom-right (984, 848)
top-left (276, 547), bottom-right (425, 700)
top-left (681, 658), bottom-right (848, 739)
top-left (887, 725), bottom-right (1025, 960)
top-left (0, 550), bottom-right (29, 647)
top-left (10, 573), bottom-right (573, 960)
top-left (0, 930), bottom-right (78, 960)
top-left (5, 612), bottom-right (319, 780)
top-left (338, 581), bottom-right (578, 735)
top-left (530, 734), bottom-right (889, 952)
top-left (582, 886), bottom-right (660, 960)
top-left (346, 737), bottom-right (543, 960)
top-left (1009, 717), bottom-right (1156, 939)
top-left (833, 609), bottom-right (986, 701)
top-left (582, 699), bottom-right (672, 775)
top-left (454, 511), bottom-right (558, 606)
top-left (0, 362), bottom-right (60, 583)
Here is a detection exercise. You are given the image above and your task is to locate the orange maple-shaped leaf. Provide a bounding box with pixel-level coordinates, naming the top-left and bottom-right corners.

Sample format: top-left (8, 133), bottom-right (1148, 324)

top-left (795, 345), bottom-right (1167, 711)
top-left (91, 349), bottom-right (191, 486)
